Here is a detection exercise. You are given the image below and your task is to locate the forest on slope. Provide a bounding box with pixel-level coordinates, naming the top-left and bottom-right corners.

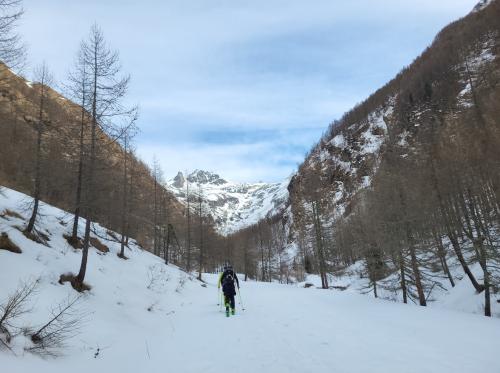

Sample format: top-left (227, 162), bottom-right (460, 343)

top-left (224, 0), bottom-right (500, 316)
top-left (0, 1), bottom-right (234, 289)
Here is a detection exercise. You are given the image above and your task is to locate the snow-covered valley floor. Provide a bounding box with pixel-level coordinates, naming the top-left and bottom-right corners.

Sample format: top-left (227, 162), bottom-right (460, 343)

top-left (1, 186), bottom-right (499, 373)
top-left (4, 275), bottom-right (499, 373)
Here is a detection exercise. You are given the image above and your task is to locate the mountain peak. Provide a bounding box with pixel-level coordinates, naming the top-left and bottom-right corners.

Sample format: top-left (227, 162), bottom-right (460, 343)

top-left (172, 171), bottom-right (186, 188)
top-left (166, 170), bottom-right (289, 235)
top-left (186, 170), bottom-right (227, 185)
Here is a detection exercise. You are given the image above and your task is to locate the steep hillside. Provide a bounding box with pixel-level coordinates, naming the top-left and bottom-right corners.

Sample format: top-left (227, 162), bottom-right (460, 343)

top-left (166, 170), bottom-right (288, 235)
top-left (289, 1), bottom-right (499, 228)
top-left (281, 0), bottom-right (500, 310)
top-left (0, 63), bottom-right (187, 248)
top-left (0, 185), bottom-right (208, 363)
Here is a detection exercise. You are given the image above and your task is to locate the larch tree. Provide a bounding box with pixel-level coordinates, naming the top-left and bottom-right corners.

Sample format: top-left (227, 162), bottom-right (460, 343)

top-left (25, 62), bottom-right (53, 234)
top-left (118, 115), bottom-right (138, 260)
top-left (185, 173), bottom-right (192, 272)
top-left (0, 0), bottom-right (25, 72)
top-left (73, 24), bottom-right (132, 290)
top-left (197, 185), bottom-right (205, 281)
top-left (66, 44), bottom-right (91, 245)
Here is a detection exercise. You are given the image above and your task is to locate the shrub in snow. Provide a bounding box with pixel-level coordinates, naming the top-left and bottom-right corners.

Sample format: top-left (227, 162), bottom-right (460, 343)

top-left (58, 273), bottom-right (91, 293)
top-left (22, 228), bottom-right (50, 247)
top-left (0, 279), bottom-right (39, 349)
top-left (0, 232), bottom-right (22, 254)
top-left (26, 295), bottom-right (86, 358)
top-left (89, 237), bottom-right (109, 253)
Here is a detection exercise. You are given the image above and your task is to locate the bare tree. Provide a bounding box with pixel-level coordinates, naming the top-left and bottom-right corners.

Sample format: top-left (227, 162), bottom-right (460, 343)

top-left (151, 157), bottom-right (163, 257)
top-left (25, 62), bottom-right (54, 234)
top-left (185, 172), bottom-right (192, 272)
top-left (66, 44), bottom-right (91, 245)
top-left (0, 0), bottom-right (25, 71)
top-left (118, 116), bottom-right (138, 259)
top-left (74, 24), bottom-right (132, 289)
top-left (197, 185), bottom-right (205, 280)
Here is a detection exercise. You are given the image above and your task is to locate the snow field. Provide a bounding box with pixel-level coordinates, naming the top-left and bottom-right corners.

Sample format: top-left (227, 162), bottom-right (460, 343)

top-left (1, 186), bottom-right (499, 373)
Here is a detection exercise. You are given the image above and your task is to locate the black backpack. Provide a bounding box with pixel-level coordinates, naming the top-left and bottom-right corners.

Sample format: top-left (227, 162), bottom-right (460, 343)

top-left (222, 271), bottom-right (235, 293)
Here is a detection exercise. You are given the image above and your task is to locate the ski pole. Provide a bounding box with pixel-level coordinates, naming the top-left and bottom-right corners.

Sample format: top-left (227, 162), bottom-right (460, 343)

top-left (237, 287), bottom-right (245, 311)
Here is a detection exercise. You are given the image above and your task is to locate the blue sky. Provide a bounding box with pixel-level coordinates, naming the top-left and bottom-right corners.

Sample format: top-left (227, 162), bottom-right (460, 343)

top-left (20, 0), bottom-right (478, 182)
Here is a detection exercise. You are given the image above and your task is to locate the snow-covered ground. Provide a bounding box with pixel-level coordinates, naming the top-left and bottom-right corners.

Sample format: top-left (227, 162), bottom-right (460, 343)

top-left (166, 170), bottom-right (289, 235)
top-left (300, 258), bottom-right (500, 318)
top-left (1, 186), bottom-right (499, 373)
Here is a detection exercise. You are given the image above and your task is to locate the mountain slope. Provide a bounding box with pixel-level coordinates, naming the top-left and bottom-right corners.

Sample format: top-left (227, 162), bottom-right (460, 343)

top-left (288, 0), bottom-right (499, 248)
top-left (0, 63), bottom-right (187, 248)
top-left (166, 170), bottom-right (289, 235)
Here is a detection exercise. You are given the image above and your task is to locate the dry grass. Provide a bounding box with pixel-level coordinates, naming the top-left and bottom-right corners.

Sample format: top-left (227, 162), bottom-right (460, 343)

top-left (0, 232), bottom-right (22, 254)
top-left (22, 229), bottom-right (50, 246)
top-left (0, 209), bottom-right (23, 220)
top-left (63, 234), bottom-right (83, 249)
top-left (89, 237), bottom-right (109, 253)
top-left (64, 235), bottom-right (109, 253)
top-left (58, 273), bottom-right (91, 293)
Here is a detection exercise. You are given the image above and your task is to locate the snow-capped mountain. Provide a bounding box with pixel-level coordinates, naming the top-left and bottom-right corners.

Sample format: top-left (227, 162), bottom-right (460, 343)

top-left (166, 170), bottom-right (289, 235)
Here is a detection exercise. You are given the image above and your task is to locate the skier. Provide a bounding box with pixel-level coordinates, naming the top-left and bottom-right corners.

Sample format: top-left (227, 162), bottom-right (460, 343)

top-left (218, 264), bottom-right (240, 317)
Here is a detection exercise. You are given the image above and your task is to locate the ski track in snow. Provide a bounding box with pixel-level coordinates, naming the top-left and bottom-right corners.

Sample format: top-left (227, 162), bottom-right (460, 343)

top-left (1, 186), bottom-right (499, 373)
top-left (3, 276), bottom-right (499, 373)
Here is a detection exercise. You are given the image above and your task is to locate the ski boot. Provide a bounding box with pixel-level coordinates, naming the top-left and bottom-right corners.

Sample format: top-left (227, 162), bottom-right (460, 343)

top-left (226, 307), bottom-right (230, 317)
top-left (231, 308), bottom-right (235, 315)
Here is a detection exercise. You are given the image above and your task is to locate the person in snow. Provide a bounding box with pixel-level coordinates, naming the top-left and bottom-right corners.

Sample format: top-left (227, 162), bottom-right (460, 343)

top-left (218, 264), bottom-right (240, 316)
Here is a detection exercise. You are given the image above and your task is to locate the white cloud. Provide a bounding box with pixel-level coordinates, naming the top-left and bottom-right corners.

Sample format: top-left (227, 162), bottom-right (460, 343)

top-left (137, 140), bottom-right (303, 183)
top-left (20, 0), bottom-right (478, 182)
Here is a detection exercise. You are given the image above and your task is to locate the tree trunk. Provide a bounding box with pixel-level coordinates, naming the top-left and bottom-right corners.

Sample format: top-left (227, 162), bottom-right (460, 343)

top-left (476, 238), bottom-right (491, 317)
top-left (409, 243), bottom-right (426, 306)
top-left (26, 83), bottom-right (45, 234)
top-left (153, 170), bottom-right (158, 256)
top-left (72, 90), bottom-right (87, 241)
top-left (119, 138), bottom-right (128, 259)
top-left (197, 195), bottom-right (203, 281)
top-left (399, 251), bottom-right (407, 304)
top-left (434, 233), bottom-right (455, 287)
top-left (76, 49), bottom-right (98, 286)
top-left (312, 201), bottom-right (328, 289)
top-left (186, 180), bottom-right (191, 272)
top-left (448, 231), bottom-right (484, 292)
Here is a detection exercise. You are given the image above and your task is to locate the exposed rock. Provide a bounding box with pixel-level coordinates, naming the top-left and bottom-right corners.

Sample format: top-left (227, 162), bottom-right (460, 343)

top-left (172, 171), bottom-right (185, 188)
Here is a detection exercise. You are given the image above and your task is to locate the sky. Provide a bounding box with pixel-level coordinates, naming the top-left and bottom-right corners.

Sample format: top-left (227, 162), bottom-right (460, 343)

top-left (19, 0), bottom-right (479, 183)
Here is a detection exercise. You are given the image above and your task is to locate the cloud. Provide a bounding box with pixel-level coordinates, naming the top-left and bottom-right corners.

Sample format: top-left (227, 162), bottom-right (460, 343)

top-left (20, 0), bottom-right (479, 182)
top-left (138, 126), bottom-right (322, 182)
top-left (138, 141), bottom-right (297, 183)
